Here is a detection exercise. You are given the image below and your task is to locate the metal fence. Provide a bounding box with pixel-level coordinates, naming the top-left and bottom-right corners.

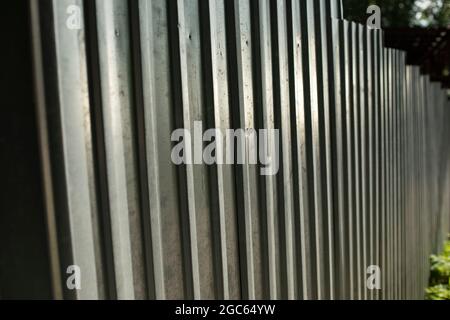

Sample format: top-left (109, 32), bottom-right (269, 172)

top-left (30, 0), bottom-right (450, 300)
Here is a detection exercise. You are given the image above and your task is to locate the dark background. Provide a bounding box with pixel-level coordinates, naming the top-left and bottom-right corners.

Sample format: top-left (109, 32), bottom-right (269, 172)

top-left (0, 1), bottom-right (52, 299)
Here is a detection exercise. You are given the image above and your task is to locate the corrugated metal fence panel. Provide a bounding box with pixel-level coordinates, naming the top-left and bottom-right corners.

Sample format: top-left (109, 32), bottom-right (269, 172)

top-left (31, 0), bottom-right (450, 300)
top-left (137, 0), bottom-right (187, 300)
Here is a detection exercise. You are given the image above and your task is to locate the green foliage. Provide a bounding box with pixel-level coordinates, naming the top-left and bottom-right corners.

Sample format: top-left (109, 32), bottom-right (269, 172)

top-left (415, 0), bottom-right (450, 27)
top-left (426, 238), bottom-right (450, 300)
top-left (343, 0), bottom-right (450, 27)
top-left (426, 284), bottom-right (450, 300)
top-left (429, 254), bottom-right (450, 285)
top-left (443, 241), bottom-right (450, 256)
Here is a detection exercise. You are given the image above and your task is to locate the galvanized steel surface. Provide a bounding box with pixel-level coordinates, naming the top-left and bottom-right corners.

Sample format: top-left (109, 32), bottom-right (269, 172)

top-left (31, 0), bottom-right (450, 300)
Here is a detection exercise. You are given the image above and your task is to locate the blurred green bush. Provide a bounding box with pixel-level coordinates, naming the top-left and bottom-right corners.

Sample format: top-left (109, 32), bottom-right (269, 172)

top-left (426, 237), bottom-right (450, 300)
